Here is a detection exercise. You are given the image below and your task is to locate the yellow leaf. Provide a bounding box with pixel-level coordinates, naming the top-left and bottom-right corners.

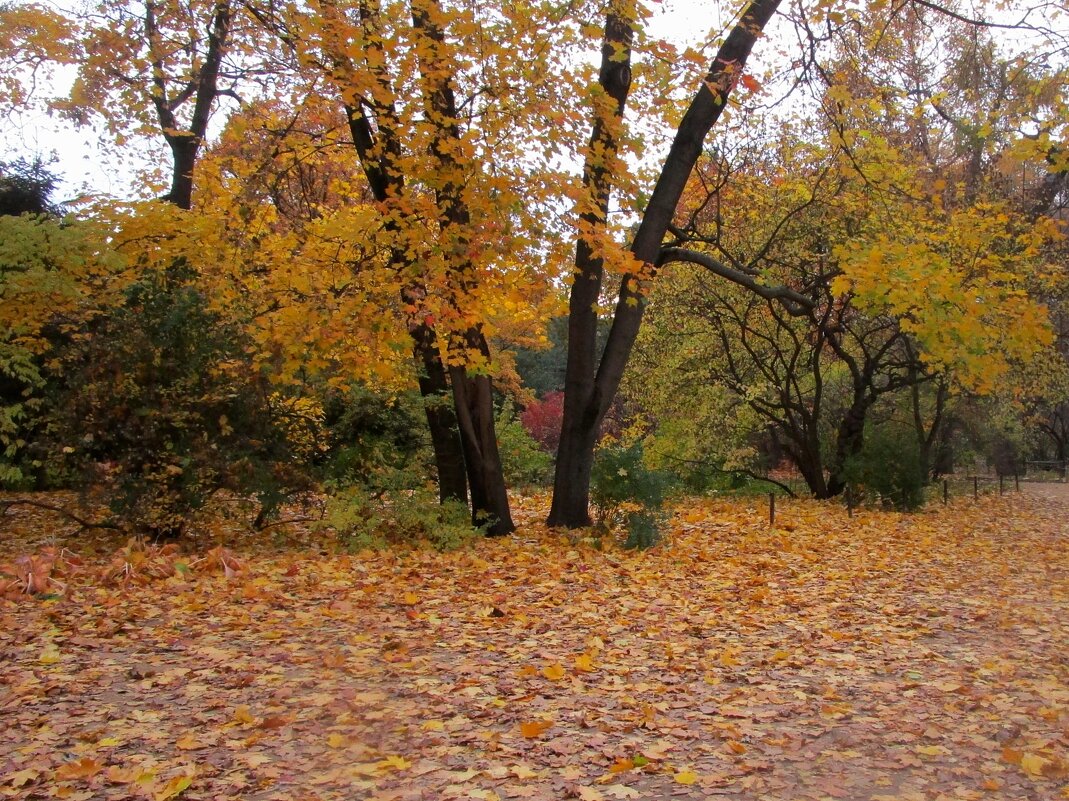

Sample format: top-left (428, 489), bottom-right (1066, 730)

top-left (542, 662), bottom-right (566, 681)
top-left (915, 745), bottom-right (945, 756)
top-left (233, 705), bottom-right (255, 725)
top-left (175, 734), bottom-right (205, 750)
top-left (519, 719), bottom-right (553, 738)
top-left (153, 775), bottom-right (192, 801)
top-left (97, 736), bottom-right (121, 747)
top-left (376, 755), bottom-right (411, 771)
top-left (402, 592), bottom-right (420, 605)
top-left (7, 768), bottom-right (40, 788)
top-left (608, 758), bottom-right (634, 773)
top-left (39, 647), bottom-right (61, 665)
top-left (421, 720), bottom-right (445, 731)
top-left (327, 733), bottom-right (347, 748)
top-left (574, 654), bottom-right (595, 672)
top-left (1021, 753), bottom-right (1048, 778)
top-left (674, 770), bottom-right (698, 785)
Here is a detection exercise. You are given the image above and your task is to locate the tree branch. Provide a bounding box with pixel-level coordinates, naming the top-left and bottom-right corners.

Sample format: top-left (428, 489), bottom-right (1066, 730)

top-left (659, 247), bottom-right (815, 315)
top-left (0, 499), bottom-right (122, 531)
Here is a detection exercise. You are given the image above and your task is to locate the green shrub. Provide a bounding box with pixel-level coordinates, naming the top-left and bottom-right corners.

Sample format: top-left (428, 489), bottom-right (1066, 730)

top-left (844, 424), bottom-right (927, 511)
top-left (590, 441), bottom-right (671, 549)
top-left (320, 385), bottom-right (429, 483)
top-left (323, 470), bottom-right (484, 552)
top-left (45, 269), bottom-right (310, 537)
top-left (496, 401), bottom-right (552, 488)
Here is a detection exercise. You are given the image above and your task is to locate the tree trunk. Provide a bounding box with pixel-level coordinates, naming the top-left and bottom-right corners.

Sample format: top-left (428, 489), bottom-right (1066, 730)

top-left (548, 2), bottom-right (635, 528)
top-left (345, 89), bottom-right (470, 506)
top-left (147, 0), bottom-right (230, 211)
top-left (450, 361), bottom-right (514, 535)
top-left (827, 396), bottom-right (870, 497)
top-left (411, 323), bottom-right (468, 504)
top-left (412, 0), bottom-right (514, 534)
top-left (551, 0), bottom-right (782, 526)
top-left (164, 137), bottom-right (198, 211)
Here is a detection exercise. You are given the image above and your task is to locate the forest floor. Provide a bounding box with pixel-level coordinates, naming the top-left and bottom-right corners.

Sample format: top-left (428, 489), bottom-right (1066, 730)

top-left (0, 486), bottom-right (1067, 801)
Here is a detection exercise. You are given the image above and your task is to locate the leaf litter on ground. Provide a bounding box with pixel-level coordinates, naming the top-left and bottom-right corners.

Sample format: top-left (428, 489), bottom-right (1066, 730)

top-left (0, 487), bottom-right (1067, 800)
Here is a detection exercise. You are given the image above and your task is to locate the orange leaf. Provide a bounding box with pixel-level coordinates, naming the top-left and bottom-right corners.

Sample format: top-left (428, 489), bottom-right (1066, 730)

top-left (153, 774), bottom-right (192, 801)
top-left (519, 719), bottom-right (553, 738)
top-left (55, 758), bottom-right (103, 781)
top-left (574, 653), bottom-right (595, 672)
top-left (542, 662), bottom-right (565, 681)
top-left (740, 74), bottom-right (762, 93)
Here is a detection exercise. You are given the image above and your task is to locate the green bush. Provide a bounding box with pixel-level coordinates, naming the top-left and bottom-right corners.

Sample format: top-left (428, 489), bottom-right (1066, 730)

top-left (45, 269), bottom-right (310, 537)
top-left (496, 401), bottom-right (552, 488)
top-left (320, 385), bottom-right (429, 484)
top-left (844, 424), bottom-right (927, 511)
top-left (590, 441), bottom-right (671, 549)
top-left (323, 470), bottom-right (484, 552)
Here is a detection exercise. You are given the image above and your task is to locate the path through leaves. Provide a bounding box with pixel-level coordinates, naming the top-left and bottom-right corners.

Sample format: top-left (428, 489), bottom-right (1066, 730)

top-left (1, 489), bottom-right (1067, 800)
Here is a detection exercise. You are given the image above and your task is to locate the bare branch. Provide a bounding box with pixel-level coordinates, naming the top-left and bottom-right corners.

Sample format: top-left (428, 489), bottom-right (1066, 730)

top-left (659, 247), bottom-right (815, 315)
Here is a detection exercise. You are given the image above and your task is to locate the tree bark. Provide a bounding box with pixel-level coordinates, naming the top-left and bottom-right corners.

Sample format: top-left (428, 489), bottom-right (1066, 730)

top-left (147, 0), bottom-right (231, 210)
top-left (412, 0), bottom-right (514, 533)
top-left (827, 394), bottom-right (871, 497)
top-left (549, 2), bottom-right (635, 527)
top-left (551, 0), bottom-right (782, 526)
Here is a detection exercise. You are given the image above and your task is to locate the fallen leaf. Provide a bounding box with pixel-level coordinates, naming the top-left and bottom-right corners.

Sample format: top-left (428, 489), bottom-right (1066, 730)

top-left (55, 758), bottom-right (102, 781)
top-left (519, 719), bottom-right (553, 738)
top-left (674, 770), bottom-right (698, 785)
top-left (152, 775), bottom-right (192, 801)
top-left (542, 662), bottom-right (565, 681)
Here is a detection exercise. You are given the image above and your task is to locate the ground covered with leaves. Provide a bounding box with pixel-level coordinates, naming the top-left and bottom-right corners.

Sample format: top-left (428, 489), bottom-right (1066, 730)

top-left (1, 488), bottom-right (1067, 801)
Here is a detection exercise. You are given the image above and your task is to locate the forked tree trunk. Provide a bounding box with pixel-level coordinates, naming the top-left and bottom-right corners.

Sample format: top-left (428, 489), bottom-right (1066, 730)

top-left (551, 0), bottom-right (782, 527)
top-left (411, 0), bottom-right (514, 533)
top-left (549, 2), bottom-right (635, 528)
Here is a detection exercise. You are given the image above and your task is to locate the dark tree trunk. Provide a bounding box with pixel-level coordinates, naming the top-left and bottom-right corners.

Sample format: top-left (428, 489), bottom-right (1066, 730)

top-left (410, 323), bottom-right (469, 504)
top-left (551, 0), bottom-right (782, 527)
top-left (827, 395), bottom-right (872, 497)
top-left (147, 0), bottom-right (230, 211)
top-left (164, 138), bottom-right (199, 211)
top-left (450, 360), bottom-right (514, 535)
top-left (783, 425), bottom-right (830, 499)
top-left (412, 0), bottom-right (513, 533)
top-left (343, 5), bottom-right (471, 507)
top-left (548, 3), bottom-right (635, 528)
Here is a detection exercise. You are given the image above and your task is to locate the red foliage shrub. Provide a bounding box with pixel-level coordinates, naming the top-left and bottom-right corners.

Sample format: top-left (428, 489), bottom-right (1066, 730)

top-left (520, 391), bottom-right (564, 453)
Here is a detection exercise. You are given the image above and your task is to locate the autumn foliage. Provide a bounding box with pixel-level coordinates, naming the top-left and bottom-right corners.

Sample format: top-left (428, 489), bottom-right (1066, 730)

top-left (2, 489), bottom-right (1068, 798)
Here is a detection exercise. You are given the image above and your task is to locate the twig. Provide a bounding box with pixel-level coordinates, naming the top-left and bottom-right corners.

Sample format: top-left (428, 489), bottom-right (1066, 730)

top-left (256, 516), bottom-right (318, 531)
top-left (0, 498), bottom-right (123, 531)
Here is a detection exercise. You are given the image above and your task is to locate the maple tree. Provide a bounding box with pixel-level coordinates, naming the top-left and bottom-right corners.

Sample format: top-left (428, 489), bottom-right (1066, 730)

top-left (2, 0), bottom-right (1066, 531)
top-left (550, 0), bottom-right (783, 526)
